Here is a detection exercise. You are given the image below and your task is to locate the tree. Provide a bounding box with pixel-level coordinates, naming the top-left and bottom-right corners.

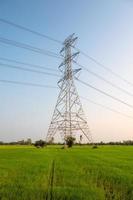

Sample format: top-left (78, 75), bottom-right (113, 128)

top-left (34, 140), bottom-right (46, 148)
top-left (65, 136), bottom-right (75, 148)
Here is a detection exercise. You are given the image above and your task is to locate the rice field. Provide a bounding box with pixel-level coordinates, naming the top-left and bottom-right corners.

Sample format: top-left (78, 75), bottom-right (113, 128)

top-left (0, 145), bottom-right (133, 200)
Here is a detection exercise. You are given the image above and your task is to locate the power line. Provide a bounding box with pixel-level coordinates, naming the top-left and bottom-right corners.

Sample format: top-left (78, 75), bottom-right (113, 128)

top-left (80, 96), bottom-right (133, 120)
top-left (0, 57), bottom-right (58, 72)
top-left (76, 78), bottom-right (133, 109)
top-left (0, 62), bottom-right (60, 77)
top-left (74, 47), bottom-right (133, 87)
top-left (0, 37), bottom-right (61, 59)
top-left (1, 79), bottom-right (132, 120)
top-left (1, 17), bottom-right (132, 89)
top-left (0, 79), bottom-right (58, 89)
top-left (0, 18), bottom-right (62, 44)
top-left (75, 61), bottom-right (133, 98)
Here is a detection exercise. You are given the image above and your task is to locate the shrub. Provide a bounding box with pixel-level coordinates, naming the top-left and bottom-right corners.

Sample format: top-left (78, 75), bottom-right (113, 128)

top-left (34, 140), bottom-right (46, 148)
top-left (65, 136), bottom-right (75, 148)
top-left (92, 145), bottom-right (98, 149)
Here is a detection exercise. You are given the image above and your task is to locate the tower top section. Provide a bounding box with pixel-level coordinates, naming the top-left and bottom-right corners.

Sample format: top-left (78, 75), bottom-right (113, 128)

top-left (60, 33), bottom-right (78, 54)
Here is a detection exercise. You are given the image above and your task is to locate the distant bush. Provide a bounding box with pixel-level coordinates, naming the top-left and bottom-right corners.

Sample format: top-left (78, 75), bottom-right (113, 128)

top-left (65, 136), bottom-right (75, 148)
top-left (1, 139), bottom-right (133, 146)
top-left (92, 145), bottom-right (98, 149)
top-left (123, 140), bottom-right (133, 145)
top-left (34, 140), bottom-right (46, 148)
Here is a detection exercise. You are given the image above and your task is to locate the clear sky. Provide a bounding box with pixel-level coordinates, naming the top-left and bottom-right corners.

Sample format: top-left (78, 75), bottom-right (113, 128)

top-left (0, 0), bottom-right (133, 142)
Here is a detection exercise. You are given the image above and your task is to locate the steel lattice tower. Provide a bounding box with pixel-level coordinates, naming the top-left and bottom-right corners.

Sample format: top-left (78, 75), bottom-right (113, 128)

top-left (46, 34), bottom-right (91, 143)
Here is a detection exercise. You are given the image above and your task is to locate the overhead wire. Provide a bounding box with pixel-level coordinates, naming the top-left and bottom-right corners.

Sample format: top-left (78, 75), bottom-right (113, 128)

top-left (0, 79), bottom-right (58, 89)
top-left (0, 37), bottom-right (61, 59)
top-left (0, 62), bottom-right (60, 77)
top-left (1, 78), bottom-right (132, 120)
top-left (1, 17), bottom-right (132, 88)
top-left (76, 78), bottom-right (133, 109)
top-left (74, 61), bottom-right (133, 98)
top-left (74, 46), bottom-right (133, 87)
top-left (1, 17), bottom-right (133, 89)
top-left (0, 57), bottom-right (58, 72)
top-left (80, 95), bottom-right (133, 120)
top-left (0, 18), bottom-right (62, 44)
top-left (1, 18), bottom-right (133, 119)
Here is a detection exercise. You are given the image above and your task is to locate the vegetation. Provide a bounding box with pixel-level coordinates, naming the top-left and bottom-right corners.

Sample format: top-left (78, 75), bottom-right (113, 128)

top-left (65, 136), bottom-right (76, 147)
top-left (0, 145), bottom-right (133, 200)
top-left (34, 140), bottom-right (47, 148)
top-left (92, 144), bottom-right (98, 149)
top-left (0, 138), bottom-right (32, 145)
top-left (0, 140), bottom-right (133, 146)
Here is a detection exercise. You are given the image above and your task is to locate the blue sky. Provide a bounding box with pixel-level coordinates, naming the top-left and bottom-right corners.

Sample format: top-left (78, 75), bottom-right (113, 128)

top-left (0, 0), bottom-right (133, 142)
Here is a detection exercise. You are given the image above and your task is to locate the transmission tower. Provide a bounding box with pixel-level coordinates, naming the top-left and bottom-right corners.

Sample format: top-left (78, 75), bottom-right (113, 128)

top-left (46, 34), bottom-right (92, 143)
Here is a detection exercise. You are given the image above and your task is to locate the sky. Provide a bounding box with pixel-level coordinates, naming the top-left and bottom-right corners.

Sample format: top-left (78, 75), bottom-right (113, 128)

top-left (0, 0), bottom-right (133, 142)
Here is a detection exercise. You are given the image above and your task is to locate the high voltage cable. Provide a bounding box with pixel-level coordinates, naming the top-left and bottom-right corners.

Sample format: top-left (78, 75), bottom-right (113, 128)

top-left (0, 57), bottom-right (58, 72)
top-left (0, 18), bottom-right (132, 116)
top-left (1, 17), bottom-right (132, 88)
top-left (0, 62), bottom-right (60, 77)
top-left (2, 62), bottom-right (133, 110)
top-left (80, 96), bottom-right (133, 120)
top-left (75, 61), bottom-right (133, 98)
top-left (0, 18), bottom-right (62, 44)
top-left (1, 39), bottom-right (133, 108)
top-left (0, 18), bottom-right (132, 121)
top-left (74, 47), bottom-right (133, 87)
top-left (3, 79), bottom-right (132, 119)
top-left (1, 78), bottom-right (133, 120)
top-left (0, 37), bottom-right (61, 59)
top-left (0, 79), bottom-right (57, 88)
top-left (76, 78), bottom-right (133, 109)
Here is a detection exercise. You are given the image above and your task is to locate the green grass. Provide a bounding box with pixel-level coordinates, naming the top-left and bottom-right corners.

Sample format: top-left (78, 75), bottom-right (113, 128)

top-left (0, 145), bottom-right (133, 200)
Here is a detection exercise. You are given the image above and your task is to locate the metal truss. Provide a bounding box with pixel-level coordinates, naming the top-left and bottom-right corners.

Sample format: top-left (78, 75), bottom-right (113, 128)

top-left (46, 34), bottom-right (92, 143)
